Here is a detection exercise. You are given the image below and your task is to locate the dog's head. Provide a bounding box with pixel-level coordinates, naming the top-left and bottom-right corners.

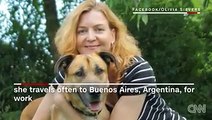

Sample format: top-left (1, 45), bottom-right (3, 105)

top-left (54, 52), bottom-right (117, 115)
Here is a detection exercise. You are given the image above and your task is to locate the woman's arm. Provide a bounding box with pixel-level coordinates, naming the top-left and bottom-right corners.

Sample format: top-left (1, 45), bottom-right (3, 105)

top-left (32, 92), bottom-right (54, 120)
top-left (32, 86), bottom-right (83, 120)
top-left (109, 94), bottom-right (146, 120)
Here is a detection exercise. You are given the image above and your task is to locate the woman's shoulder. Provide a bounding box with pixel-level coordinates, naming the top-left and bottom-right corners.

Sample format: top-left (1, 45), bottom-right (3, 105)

top-left (117, 56), bottom-right (156, 96)
top-left (121, 56), bottom-right (155, 82)
top-left (126, 56), bottom-right (153, 72)
top-left (130, 55), bottom-right (146, 63)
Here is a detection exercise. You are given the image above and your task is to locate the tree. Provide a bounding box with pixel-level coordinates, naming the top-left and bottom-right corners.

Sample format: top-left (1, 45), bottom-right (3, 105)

top-left (0, 0), bottom-right (211, 119)
top-left (0, 0), bottom-right (58, 119)
top-left (0, 0), bottom-right (80, 119)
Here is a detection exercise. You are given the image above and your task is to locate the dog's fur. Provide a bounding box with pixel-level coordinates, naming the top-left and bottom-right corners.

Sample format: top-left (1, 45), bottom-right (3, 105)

top-left (20, 52), bottom-right (117, 120)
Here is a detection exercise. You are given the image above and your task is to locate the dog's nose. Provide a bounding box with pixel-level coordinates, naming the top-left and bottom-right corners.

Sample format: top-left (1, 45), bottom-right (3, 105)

top-left (89, 91), bottom-right (101, 97)
top-left (89, 90), bottom-right (101, 100)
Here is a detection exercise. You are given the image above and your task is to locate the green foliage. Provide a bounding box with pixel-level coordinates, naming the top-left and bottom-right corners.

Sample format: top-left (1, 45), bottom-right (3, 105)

top-left (106, 0), bottom-right (150, 29)
top-left (0, 0), bottom-right (54, 118)
top-left (0, 0), bottom-right (211, 119)
top-left (107, 0), bottom-right (211, 119)
top-left (1, 111), bottom-right (21, 120)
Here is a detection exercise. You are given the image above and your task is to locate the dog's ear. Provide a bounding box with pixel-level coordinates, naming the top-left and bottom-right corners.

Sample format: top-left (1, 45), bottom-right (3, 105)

top-left (98, 52), bottom-right (118, 68)
top-left (54, 54), bottom-right (75, 74)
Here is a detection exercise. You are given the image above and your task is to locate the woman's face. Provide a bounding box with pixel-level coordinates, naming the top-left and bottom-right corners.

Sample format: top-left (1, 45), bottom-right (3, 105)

top-left (76, 10), bottom-right (116, 54)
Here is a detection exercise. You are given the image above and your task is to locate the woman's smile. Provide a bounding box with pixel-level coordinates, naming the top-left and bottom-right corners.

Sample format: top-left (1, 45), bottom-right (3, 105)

top-left (85, 45), bottom-right (101, 50)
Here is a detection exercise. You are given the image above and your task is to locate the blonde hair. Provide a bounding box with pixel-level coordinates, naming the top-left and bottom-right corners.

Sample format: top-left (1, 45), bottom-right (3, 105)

top-left (55, 0), bottom-right (141, 73)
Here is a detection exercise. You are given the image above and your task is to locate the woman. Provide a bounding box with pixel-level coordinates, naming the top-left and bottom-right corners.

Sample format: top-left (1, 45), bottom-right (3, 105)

top-left (33, 0), bottom-right (186, 119)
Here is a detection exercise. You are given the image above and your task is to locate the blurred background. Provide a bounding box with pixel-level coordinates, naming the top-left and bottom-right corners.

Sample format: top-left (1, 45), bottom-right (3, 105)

top-left (0, 0), bottom-right (211, 119)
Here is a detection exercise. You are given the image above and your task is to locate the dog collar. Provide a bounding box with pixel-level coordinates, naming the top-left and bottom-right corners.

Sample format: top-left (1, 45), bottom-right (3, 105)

top-left (68, 101), bottom-right (101, 117)
top-left (52, 69), bottom-right (65, 89)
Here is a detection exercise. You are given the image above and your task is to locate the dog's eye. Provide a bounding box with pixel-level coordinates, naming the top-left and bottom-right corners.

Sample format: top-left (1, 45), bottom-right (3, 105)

top-left (95, 66), bottom-right (104, 75)
top-left (75, 68), bottom-right (85, 77)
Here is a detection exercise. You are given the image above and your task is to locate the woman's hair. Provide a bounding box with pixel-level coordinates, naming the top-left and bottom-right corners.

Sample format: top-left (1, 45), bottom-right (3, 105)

top-left (55, 0), bottom-right (141, 73)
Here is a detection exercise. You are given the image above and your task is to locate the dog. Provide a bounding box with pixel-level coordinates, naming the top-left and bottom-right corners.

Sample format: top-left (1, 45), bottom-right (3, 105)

top-left (20, 52), bottom-right (117, 120)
